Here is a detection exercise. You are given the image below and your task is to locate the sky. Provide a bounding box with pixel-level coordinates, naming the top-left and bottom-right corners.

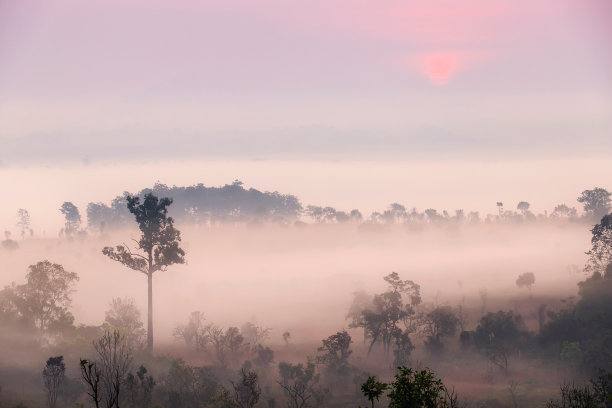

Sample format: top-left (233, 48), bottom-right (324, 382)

top-left (1, 0), bottom-right (611, 158)
top-left (0, 0), bottom-right (611, 231)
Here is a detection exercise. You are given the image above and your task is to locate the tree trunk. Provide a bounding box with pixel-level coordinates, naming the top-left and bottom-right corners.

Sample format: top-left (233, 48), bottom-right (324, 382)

top-left (147, 272), bottom-right (153, 352)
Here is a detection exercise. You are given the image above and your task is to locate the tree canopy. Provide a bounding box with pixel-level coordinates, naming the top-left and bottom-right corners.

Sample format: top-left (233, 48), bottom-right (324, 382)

top-left (88, 181), bottom-right (302, 230)
top-left (0, 260), bottom-right (78, 336)
top-left (103, 192), bottom-right (185, 351)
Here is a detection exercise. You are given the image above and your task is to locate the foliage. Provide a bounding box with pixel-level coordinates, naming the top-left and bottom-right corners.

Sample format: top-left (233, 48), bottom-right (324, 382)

top-left (362, 366), bottom-right (457, 408)
top-left (421, 306), bottom-right (459, 355)
top-left (578, 188), bottom-right (612, 221)
top-left (560, 341), bottom-right (584, 372)
top-left (347, 291), bottom-right (374, 343)
top-left (0, 261), bottom-right (79, 336)
top-left (240, 322), bottom-right (271, 347)
top-left (60, 201), bottom-right (81, 237)
top-left (474, 310), bottom-right (531, 374)
top-left (232, 368), bottom-right (261, 408)
top-left (163, 359), bottom-right (221, 408)
top-left (277, 362), bottom-right (329, 408)
top-left (585, 214), bottom-right (612, 276)
top-left (540, 267), bottom-right (612, 374)
top-left (474, 311), bottom-right (529, 351)
top-left (546, 370), bottom-right (612, 407)
top-left (104, 297), bottom-right (146, 350)
top-left (252, 344), bottom-right (274, 368)
top-left (43, 356), bottom-right (65, 408)
top-left (552, 204), bottom-right (578, 219)
top-left (350, 273), bottom-right (421, 361)
top-left (103, 192), bottom-right (185, 351)
top-left (201, 325), bottom-right (246, 367)
top-left (88, 181), bottom-right (302, 228)
top-left (316, 330), bottom-right (352, 372)
top-left (173, 311), bottom-right (207, 350)
top-left (515, 272), bottom-right (536, 292)
top-left (361, 375), bottom-right (388, 408)
top-left (124, 365), bottom-right (155, 408)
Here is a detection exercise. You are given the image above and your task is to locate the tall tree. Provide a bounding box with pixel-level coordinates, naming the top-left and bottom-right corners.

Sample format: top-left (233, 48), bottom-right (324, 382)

top-left (102, 193), bottom-right (185, 351)
top-left (60, 202), bottom-right (82, 237)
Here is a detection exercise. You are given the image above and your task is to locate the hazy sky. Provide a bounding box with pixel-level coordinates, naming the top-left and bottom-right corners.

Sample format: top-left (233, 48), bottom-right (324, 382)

top-left (0, 0), bottom-right (611, 233)
top-left (0, 0), bottom-right (611, 163)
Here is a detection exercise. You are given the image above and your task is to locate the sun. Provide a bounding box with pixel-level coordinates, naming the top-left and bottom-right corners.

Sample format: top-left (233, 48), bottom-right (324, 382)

top-left (420, 52), bottom-right (460, 86)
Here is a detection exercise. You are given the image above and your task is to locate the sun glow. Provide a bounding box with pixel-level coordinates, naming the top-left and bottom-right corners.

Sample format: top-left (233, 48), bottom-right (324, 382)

top-left (421, 52), bottom-right (460, 86)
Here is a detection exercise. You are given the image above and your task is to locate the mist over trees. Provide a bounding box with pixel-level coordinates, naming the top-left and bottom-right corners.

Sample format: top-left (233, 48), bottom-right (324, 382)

top-left (59, 202), bottom-right (82, 238)
top-left (87, 181), bottom-right (303, 230)
top-left (0, 261), bottom-right (79, 338)
top-left (79, 183), bottom-right (610, 235)
top-left (0, 183), bottom-right (611, 407)
top-left (1, 183), bottom-right (607, 240)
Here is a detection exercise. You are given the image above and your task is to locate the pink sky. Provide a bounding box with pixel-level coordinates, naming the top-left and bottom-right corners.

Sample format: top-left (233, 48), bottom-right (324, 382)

top-left (0, 0), bottom-right (610, 139)
top-left (0, 0), bottom-right (610, 226)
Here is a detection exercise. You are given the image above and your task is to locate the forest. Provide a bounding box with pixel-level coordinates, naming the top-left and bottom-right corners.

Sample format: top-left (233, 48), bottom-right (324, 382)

top-left (0, 183), bottom-right (610, 408)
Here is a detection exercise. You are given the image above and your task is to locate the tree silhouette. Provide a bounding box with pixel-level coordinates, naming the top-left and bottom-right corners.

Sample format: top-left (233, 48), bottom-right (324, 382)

top-left (16, 209), bottom-right (31, 239)
top-left (102, 193), bottom-right (185, 351)
top-left (60, 202), bottom-right (81, 237)
top-left (516, 272), bottom-right (536, 296)
top-left (361, 376), bottom-right (388, 408)
top-left (103, 297), bottom-right (146, 350)
top-left (585, 214), bottom-right (612, 276)
top-left (578, 188), bottom-right (612, 220)
top-left (316, 330), bottom-right (352, 372)
top-left (43, 356), bottom-right (65, 408)
top-left (2, 261), bottom-right (79, 337)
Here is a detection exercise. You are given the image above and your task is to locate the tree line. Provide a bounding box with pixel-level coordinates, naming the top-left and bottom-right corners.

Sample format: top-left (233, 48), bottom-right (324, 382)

top-left (3, 185), bottom-right (610, 245)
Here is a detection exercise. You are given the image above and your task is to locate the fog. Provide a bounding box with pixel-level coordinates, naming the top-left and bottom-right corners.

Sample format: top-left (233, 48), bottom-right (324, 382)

top-left (1, 0), bottom-right (611, 405)
top-left (1, 222), bottom-right (587, 337)
top-left (0, 220), bottom-right (588, 342)
top-left (1, 177), bottom-right (611, 407)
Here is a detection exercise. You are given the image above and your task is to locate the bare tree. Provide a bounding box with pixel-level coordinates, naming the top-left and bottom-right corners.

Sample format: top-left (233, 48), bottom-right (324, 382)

top-left (278, 362), bottom-right (328, 408)
top-left (80, 359), bottom-right (102, 408)
top-left (241, 322), bottom-right (271, 347)
top-left (81, 330), bottom-right (133, 408)
top-left (173, 311), bottom-right (207, 350)
top-left (95, 330), bottom-right (133, 408)
top-left (104, 297), bottom-right (146, 350)
top-left (201, 324), bottom-right (245, 367)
